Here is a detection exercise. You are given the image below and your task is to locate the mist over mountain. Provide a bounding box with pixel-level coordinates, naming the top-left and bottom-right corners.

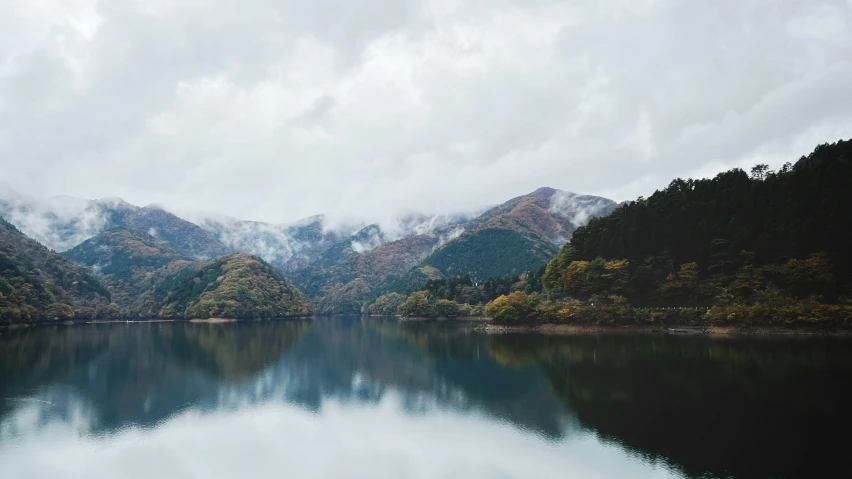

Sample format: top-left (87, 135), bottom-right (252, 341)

top-left (2, 185), bottom-right (616, 315)
top-left (192, 215), bottom-right (345, 273)
top-left (61, 228), bottom-right (312, 320)
top-left (0, 191), bottom-right (228, 259)
top-left (289, 188), bottom-right (617, 314)
top-left (0, 217), bottom-right (115, 322)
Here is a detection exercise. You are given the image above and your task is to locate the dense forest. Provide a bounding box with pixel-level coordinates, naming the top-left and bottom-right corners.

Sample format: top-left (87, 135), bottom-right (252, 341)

top-left (1, 217), bottom-right (118, 323)
top-left (487, 140), bottom-right (852, 327)
top-left (368, 269), bottom-right (544, 317)
top-left (292, 188), bottom-right (613, 315)
top-left (422, 228), bottom-right (556, 281)
top-left (2, 223), bottom-right (312, 323)
top-left (153, 254), bottom-right (313, 319)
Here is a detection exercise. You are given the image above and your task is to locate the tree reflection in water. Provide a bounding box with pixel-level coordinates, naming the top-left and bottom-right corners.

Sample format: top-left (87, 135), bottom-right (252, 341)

top-left (2, 318), bottom-right (851, 479)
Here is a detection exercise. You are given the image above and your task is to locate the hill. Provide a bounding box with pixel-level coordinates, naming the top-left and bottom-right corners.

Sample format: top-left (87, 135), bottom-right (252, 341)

top-left (123, 206), bottom-right (230, 259)
top-left (288, 188), bottom-right (615, 314)
top-left (554, 139), bottom-right (852, 303)
top-left (62, 227), bottom-right (192, 314)
top-left (63, 227), bottom-right (184, 277)
top-left (63, 229), bottom-right (312, 320)
top-left (0, 217), bottom-right (116, 323)
top-left (291, 234), bottom-right (440, 314)
top-left (193, 211), bottom-right (477, 275)
top-left (194, 215), bottom-right (345, 273)
top-left (568, 141), bottom-right (852, 278)
top-left (153, 253), bottom-right (313, 319)
top-left (0, 194), bottom-right (230, 259)
top-left (422, 188), bottom-right (616, 280)
top-left (489, 139), bottom-right (852, 327)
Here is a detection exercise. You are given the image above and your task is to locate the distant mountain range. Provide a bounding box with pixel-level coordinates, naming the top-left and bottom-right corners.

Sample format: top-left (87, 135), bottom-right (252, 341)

top-left (0, 217), bottom-right (114, 322)
top-left (1, 217), bottom-right (311, 323)
top-left (0, 194), bottom-right (229, 259)
top-left (288, 188), bottom-right (616, 313)
top-left (1, 187), bottom-right (617, 318)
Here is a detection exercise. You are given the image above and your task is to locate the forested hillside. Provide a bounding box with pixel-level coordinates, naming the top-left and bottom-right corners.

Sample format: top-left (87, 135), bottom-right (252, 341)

top-left (0, 195), bottom-right (231, 259)
top-left (154, 254), bottom-right (313, 319)
top-left (422, 228), bottom-right (557, 280)
top-left (487, 140), bottom-right (852, 327)
top-left (63, 228), bottom-right (193, 315)
top-left (570, 140), bottom-right (852, 285)
top-left (369, 269), bottom-right (544, 317)
top-left (64, 227), bottom-right (184, 279)
top-left (292, 234), bottom-right (440, 314)
top-left (1, 217), bottom-right (117, 323)
top-left (421, 188), bottom-right (616, 281)
top-left (62, 229), bottom-right (313, 320)
top-left (197, 214), bottom-right (345, 273)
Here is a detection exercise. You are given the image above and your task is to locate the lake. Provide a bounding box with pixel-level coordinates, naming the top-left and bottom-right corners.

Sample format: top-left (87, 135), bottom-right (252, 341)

top-left (1, 317), bottom-right (850, 479)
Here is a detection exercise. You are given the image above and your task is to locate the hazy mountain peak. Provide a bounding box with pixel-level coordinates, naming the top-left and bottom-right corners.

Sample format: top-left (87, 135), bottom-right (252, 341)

top-left (529, 187), bottom-right (559, 198)
top-left (292, 214), bottom-right (326, 227)
top-left (142, 203), bottom-right (168, 211)
top-left (94, 197), bottom-right (135, 209)
top-left (547, 190), bottom-right (617, 228)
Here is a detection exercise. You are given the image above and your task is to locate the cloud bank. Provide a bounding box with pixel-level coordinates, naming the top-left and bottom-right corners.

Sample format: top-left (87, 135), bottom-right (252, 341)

top-left (1, 0), bottom-right (850, 225)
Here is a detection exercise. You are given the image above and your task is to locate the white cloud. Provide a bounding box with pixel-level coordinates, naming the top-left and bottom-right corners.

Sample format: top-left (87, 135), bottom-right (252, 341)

top-left (0, 392), bottom-right (679, 479)
top-left (1, 0), bottom-right (850, 224)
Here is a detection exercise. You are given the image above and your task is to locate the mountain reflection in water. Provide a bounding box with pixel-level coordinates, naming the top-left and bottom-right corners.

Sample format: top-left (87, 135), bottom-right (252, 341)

top-left (1, 317), bottom-right (851, 479)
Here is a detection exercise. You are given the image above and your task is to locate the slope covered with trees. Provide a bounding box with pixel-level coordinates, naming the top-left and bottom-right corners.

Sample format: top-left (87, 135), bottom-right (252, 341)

top-left (423, 228), bottom-right (556, 280)
top-left (153, 254), bottom-right (313, 319)
top-left (368, 269), bottom-right (544, 318)
top-left (421, 188), bottom-right (616, 281)
top-left (291, 234), bottom-right (440, 314)
top-left (1, 217), bottom-right (117, 323)
top-left (64, 227), bottom-right (184, 279)
top-left (569, 140), bottom-right (852, 286)
top-left (488, 140), bottom-right (852, 327)
top-left (0, 195), bottom-right (230, 259)
top-left (62, 229), bottom-right (312, 320)
top-left (63, 227), bottom-right (193, 315)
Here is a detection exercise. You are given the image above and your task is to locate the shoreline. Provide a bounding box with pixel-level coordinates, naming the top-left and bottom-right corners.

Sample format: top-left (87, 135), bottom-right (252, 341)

top-left (188, 318), bottom-right (236, 323)
top-left (0, 316), bottom-right (314, 330)
top-left (5, 317), bottom-right (852, 337)
top-left (398, 315), bottom-right (490, 323)
top-left (479, 322), bottom-right (852, 337)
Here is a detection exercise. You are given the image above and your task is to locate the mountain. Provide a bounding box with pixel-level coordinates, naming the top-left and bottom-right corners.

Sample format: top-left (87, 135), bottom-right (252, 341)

top-left (0, 194), bottom-right (121, 253)
top-left (63, 228), bottom-right (312, 319)
top-left (291, 234), bottom-right (440, 314)
top-left (0, 216), bottom-right (116, 323)
top-left (4, 186), bottom-right (617, 318)
top-left (0, 193), bottom-right (230, 259)
top-left (567, 141), bottom-right (852, 278)
top-left (549, 139), bottom-right (852, 303)
top-left (422, 188), bottom-right (617, 280)
top-left (193, 214), bottom-right (345, 273)
top-left (153, 253), bottom-right (313, 319)
top-left (292, 188), bottom-right (616, 314)
top-left (120, 206), bottom-right (230, 259)
top-left (192, 210), bottom-right (478, 274)
top-left (62, 227), bottom-right (191, 313)
top-left (63, 227), bottom-right (184, 276)
top-left (485, 139), bottom-right (852, 327)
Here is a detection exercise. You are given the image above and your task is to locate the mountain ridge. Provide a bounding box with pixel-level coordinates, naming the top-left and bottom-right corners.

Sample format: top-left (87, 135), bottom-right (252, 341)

top-left (62, 228), bottom-right (312, 320)
top-left (289, 188), bottom-right (617, 313)
top-left (0, 193), bottom-right (230, 259)
top-left (1, 216), bottom-right (117, 322)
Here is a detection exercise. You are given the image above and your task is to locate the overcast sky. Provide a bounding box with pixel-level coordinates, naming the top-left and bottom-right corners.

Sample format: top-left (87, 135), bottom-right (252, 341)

top-left (1, 0), bottom-right (850, 224)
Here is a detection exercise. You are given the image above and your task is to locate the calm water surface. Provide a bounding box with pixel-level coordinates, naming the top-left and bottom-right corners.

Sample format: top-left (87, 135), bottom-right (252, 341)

top-left (1, 317), bottom-right (851, 479)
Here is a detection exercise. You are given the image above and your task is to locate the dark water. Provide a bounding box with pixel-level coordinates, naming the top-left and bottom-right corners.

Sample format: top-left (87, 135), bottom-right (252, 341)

top-left (1, 318), bottom-right (851, 479)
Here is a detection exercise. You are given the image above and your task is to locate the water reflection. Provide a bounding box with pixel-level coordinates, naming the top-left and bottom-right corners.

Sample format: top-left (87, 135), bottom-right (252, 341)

top-left (486, 334), bottom-right (852, 479)
top-left (1, 318), bottom-right (851, 478)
